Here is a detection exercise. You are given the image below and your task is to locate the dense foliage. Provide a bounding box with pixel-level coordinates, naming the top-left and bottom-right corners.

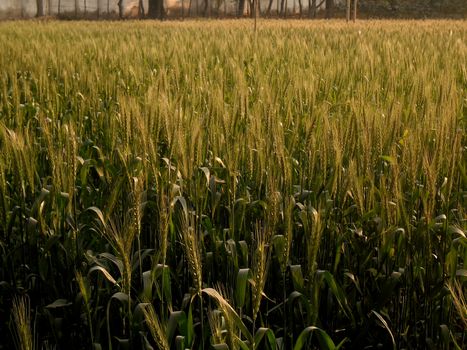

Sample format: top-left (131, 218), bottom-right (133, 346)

top-left (0, 20), bottom-right (466, 349)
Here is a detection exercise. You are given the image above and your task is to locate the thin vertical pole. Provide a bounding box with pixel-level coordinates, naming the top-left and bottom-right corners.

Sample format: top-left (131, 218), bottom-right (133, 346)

top-left (353, 0), bottom-right (357, 21)
top-left (346, 0), bottom-right (350, 22)
top-left (254, 0), bottom-right (257, 32)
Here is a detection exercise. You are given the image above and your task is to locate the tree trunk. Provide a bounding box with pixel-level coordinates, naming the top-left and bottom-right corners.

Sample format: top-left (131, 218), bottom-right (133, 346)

top-left (238, 0), bottom-right (246, 16)
top-left (309, 0), bottom-right (316, 18)
top-left (325, 0), bottom-right (333, 18)
top-left (148, 0), bottom-right (165, 19)
top-left (254, 0), bottom-right (257, 31)
top-left (346, 0), bottom-right (350, 21)
top-left (36, 0), bottom-right (44, 16)
top-left (266, 0), bottom-right (273, 15)
top-left (118, 0), bottom-right (124, 18)
top-left (352, 0), bottom-right (358, 21)
top-left (139, 0), bottom-right (145, 18)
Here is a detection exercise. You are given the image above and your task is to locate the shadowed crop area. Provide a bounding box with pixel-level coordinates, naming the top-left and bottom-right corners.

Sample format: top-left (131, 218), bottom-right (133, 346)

top-left (0, 20), bottom-right (466, 349)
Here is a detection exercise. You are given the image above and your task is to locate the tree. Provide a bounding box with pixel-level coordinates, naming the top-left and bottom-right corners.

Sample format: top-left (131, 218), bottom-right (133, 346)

top-left (203, 0), bottom-right (209, 16)
top-left (325, 0), bottom-right (333, 18)
top-left (346, 0), bottom-right (357, 21)
top-left (118, 0), bottom-right (124, 18)
top-left (148, 0), bottom-right (165, 19)
top-left (280, 0), bottom-right (286, 15)
top-left (254, 0), bottom-right (258, 30)
top-left (309, 0), bottom-right (325, 18)
top-left (238, 0), bottom-right (246, 16)
top-left (139, 0), bottom-right (145, 18)
top-left (266, 0), bottom-right (273, 15)
top-left (309, 0), bottom-right (316, 17)
top-left (36, 0), bottom-right (44, 17)
top-left (353, 0), bottom-right (358, 21)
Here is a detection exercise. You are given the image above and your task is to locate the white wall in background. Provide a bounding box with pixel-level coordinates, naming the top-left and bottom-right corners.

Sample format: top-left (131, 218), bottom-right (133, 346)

top-left (0, 0), bottom-right (37, 17)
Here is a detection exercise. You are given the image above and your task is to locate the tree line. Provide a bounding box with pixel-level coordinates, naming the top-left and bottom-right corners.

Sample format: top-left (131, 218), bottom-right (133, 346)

top-left (8, 0), bottom-right (335, 20)
top-left (3, 0), bottom-right (466, 20)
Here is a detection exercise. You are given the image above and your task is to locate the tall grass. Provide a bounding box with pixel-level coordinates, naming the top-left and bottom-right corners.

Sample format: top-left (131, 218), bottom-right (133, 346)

top-left (0, 19), bottom-right (465, 349)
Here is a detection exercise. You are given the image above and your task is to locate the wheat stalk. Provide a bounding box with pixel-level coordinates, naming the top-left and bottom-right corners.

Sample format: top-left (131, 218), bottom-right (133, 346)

top-left (251, 224), bottom-right (270, 323)
top-left (142, 304), bottom-right (170, 350)
top-left (180, 212), bottom-right (203, 295)
top-left (11, 296), bottom-right (33, 350)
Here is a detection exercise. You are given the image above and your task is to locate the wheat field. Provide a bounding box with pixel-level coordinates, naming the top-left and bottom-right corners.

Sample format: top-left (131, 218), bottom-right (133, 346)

top-left (0, 19), bottom-right (466, 349)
